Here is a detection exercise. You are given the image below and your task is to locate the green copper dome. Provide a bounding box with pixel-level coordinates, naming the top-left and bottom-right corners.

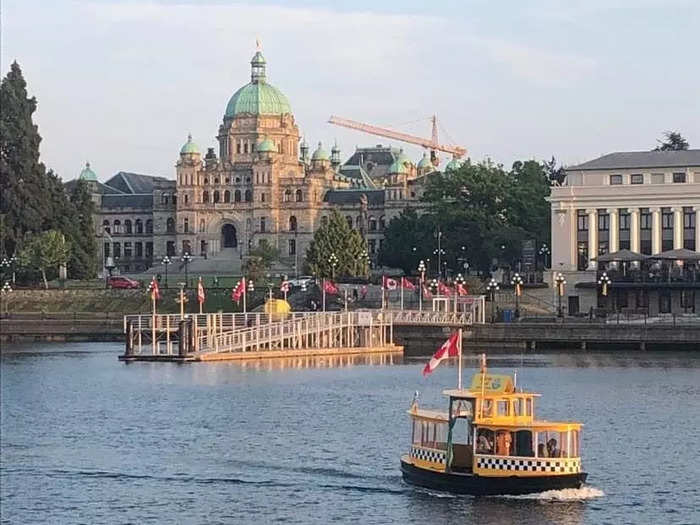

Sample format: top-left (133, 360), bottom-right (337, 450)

top-left (79, 161), bottom-right (97, 181)
top-left (256, 136), bottom-right (276, 153)
top-left (224, 51), bottom-right (292, 118)
top-left (417, 152), bottom-right (433, 170)
top-left (388, 159), bottom-right (408, 174)
top-left (445, 158), bottom-right (464, 172)
top-left (396, 149), bottom-right (413, 167)
top-left (180, 133), bottom-right (200, 154)
top-left (312, 142), bottom-right (330, 161)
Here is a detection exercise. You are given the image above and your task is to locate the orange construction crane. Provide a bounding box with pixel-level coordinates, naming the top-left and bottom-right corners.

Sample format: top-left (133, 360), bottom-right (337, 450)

top-left (328, 115), bottom-right (467, 165)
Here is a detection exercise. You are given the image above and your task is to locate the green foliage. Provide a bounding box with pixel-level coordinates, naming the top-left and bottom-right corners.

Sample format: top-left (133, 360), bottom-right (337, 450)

top-left (243, 239), bottom-right (279, 282)
top-left (19, 230), bottom-right (71, 289)
top-left (654, 131), bottom-right (689, 151)
top-left (378, 208), bottom-right (434, 274)
top-left (305, 210), bottom-right (369, 279)
top-left (68, 180), bottom-right (98, 279)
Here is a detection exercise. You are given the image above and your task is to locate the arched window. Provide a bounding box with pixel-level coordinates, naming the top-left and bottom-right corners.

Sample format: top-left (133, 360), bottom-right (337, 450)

top-left (166, 217), bottom-right (175, 233)
top-left (161, 193), bottom-right (168, 205)
top-left (182, 240), bottom-right (191, 255)
top-left (379, 216), bottom-right (386, 230)
top-left (184, 218), bottom-right (189, 233)
top-left (224, 190), bottom-right (231, 203)
top-left (295, 189), bottom-right (303, 202)
top-left (214, 190), bottom-right (220, 203)
top-left (261, 193), bottom-right (266, 202)
top-left (289, 216), bottom-right (297, 231)
top-left (235, 177), bottom-right (241, 183)
top-left (246, 218), bottom-right (252, 232)
top-left (321, 216), bottom-right (328, 227)
top-left (113, 242), bottom-right (121, 258)
top-left (113, 220), bottom-right (121, 234)
top-left (184, 194), bottom-right (189, 205)
top-left (203, 191), bottom-right (209, 203)
top-left (225, 177), bottom-right (229, 184)
top-left (369, 216), bottom-right (377, 231)
top-left (172, 194), bottom-right (177, 206)
top-left (204, 178), bottom-right (209, 184)
top-left (260, 217), bottom-right (266, 232)
top-left (246, 177), bottom-right (251, 184)
top-left (103, 220), bottom-right (110, 234)
top-left (244, 189), bottom-right (252, 202)
top-left (346, 216), bottom-right (353, 228)
top-left (135, 219), bottom-right (143, 234)
top-left (284, 189), bottom-right (292, 202)
top-left (214, 177), bottom-right (219, 184)
top-left (244, 142), bottom-right (248, 154)
top-left (124, 219), bottom-right (132, 234)
top-left (146, 219), bottom-right (153, 234)
top-left (233, 189), bottom-right (240, 202)
top-left (199, 219), bottom-right (205, 232)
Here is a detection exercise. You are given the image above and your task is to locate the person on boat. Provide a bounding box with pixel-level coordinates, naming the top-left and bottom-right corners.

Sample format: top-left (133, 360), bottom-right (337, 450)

top-left (495, 431), bottom-right (512, 456)
top-left (538, 443), bottom-right (547, 457)
top-left (547, 438), bottom-right (560, 458)
top-left (476, 432), bottom-right (493, 454)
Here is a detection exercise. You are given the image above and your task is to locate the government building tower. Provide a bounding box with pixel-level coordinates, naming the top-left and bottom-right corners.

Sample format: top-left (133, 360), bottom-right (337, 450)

top-left (71, 47), bottom-right (437, 276)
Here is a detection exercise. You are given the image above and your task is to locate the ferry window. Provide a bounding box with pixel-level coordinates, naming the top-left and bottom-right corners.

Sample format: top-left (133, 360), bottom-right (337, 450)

top-left (497, 400), bottom-right (509, 416)
top-left (476, 428), bottom-right (494, 455)
top-left (525, 398), bottom-right (533, 417)
top-left (480, 399), bottom-right (493, 418)
top-left (495, 430), bottom-right (513, 456)
top-left (536, 432), bottom-right (562, 458)
top-left (514, 430), bottom-right (534, 457)
top-left (559, 431), bottom-right (571, 458)
top-left (512, 398), bottom-right (522, 416)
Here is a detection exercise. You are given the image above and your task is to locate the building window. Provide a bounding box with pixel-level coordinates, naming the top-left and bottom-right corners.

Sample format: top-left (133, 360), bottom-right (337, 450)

top-left (113, 242), bottom-right (121, 258)
top-left (289, 216), bottom-right (297, 231)
top-left (124, 242), bottom-right (132, 258)
top-left (295, 189), bottom-right (303, 202)
top-left (146, 242), bottom-right (153, 258)
top-left (161, 194), bottom-right (169, 205)
top-left (184, 218), bottom-right (189, 233)
top-left (199, 219), bottom-right (205, 232)
top-left (135, 242), bottom-right (143, 257)
top-left (284, 189), bottom-right (291, 202)
top-left (203, 191), bottom-right (209, 203)
top-left (244, 142), bottom-right (248, 154)
top-left (135, 219), bottom-right (143, 234)
top-left (598, 241), bottom-right (608, 256)
top-left (237, 142), bottom-right (241, 154)
top-left (124, 220), bottom-right (132, 234)
top-left (673, 172), bottom-right (686, 183)
top-left (103, 220), bottom-right (110, 234)
top-left (166, 218), bottom-right (175, 233)
top-left (610, 175), bottom-right (622, 185)
top-left (651, 173), bottom-right (664, 184)
top-left (577, 242), bottom-right (588, 271)
top-left (224, 190), bottom-right (230, 203)
top-left (631, 174), bottom-right (643, 184)
top-left (261, 193), bottom-right (266, 203)
top-left (213, 191), bottom-right (220, 203)
top-left (244, 190), bottom-right (252, 202)
top-left (113, 220), bottom-right (121, 234)
top-left (234, 190), bottom-right (241, 202)
top-left (598, 213), bottom-right (609, 231)
top-left (619, 212), bottom-right (630, 230)
top-left (640, 210), bottom-right (651, 230)
top-left (368, 239), bottom-right (377, 254)
top-left (104, 243), bottom-right (110, 258)
top-left (166, 241), bottom-right (175, 256)
top-left (681, 291), bottom-right (695, 313)
top-left (369, 216), bottom-right (377, 231)
top-left (640, 239), bottom-right (652, 255)
top-left (662, 210), bottom-right (673, 230)
top-left (172, 195), bottom-right (177, 206)
top-left (260, 217), bottom-right (266, 233)
top-left (288, 239), bottom-right (296, 256)
top-left (577, 211), bottom-right (588, 231)
top-left (684, 209), bottom-right (695, 229)
top-left (182, 240), bottom-right (191, 255)
top-left (379, 216), bottom-right (386, 230)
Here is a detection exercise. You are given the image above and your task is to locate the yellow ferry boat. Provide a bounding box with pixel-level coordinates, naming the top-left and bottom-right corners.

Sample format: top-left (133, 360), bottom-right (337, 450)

top-left (401, 356), bottom-right (587, 495)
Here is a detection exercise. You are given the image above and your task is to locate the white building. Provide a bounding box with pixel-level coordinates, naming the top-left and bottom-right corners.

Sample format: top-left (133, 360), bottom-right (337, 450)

top-left (549, 149), bottom-right (700, 315)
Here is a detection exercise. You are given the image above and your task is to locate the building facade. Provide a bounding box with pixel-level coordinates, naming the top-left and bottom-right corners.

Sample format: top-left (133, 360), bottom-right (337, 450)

top-left (549, 149), bottom-right (700, 315)
top-left (70, 49), bottom-right (441, 276)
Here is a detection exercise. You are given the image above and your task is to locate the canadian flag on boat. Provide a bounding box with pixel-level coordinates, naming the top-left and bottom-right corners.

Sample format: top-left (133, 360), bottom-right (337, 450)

top-left (383, 276), bottom-right (398, 290)
top-left (197, 277), bottom-right (206, 305)
top-left (438, 281), bottom-right (453, 297)
top-left (456, 282), bottom-right (468, 296)
top-left (422, 284), bottom-right (433, 300)
top-left (149, 277), bottom-right (161, 301)
top-left (401, 277), bottom-right (416, 290)
top-left (323, 279), bottom-right (339, 295)
top-left (232, 278), bottom-right (245, 303)
top-left (422, 331), bottom-right (460, 377)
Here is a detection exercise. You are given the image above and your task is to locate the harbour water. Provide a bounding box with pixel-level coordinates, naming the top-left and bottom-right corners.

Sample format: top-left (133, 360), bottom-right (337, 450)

top-left (1, 344), bottom-right (699, 524)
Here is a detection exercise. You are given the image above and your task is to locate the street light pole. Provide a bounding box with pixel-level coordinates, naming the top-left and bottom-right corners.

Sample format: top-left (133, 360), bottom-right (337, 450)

top-left (418, 259), bottom-right (426, 311)
top-left (162, 256), bottom-right (171, 289)
top-left (486, 278), bottom-right (499, 323)
top-left (181, 253), bottom-right (191, 288)
top-left (555, 272), bottom-right (567, 318)
top-left (511, 272), bottom-right (523, 319)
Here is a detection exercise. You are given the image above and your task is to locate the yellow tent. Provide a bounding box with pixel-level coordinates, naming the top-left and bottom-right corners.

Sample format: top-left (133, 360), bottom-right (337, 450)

top-left (264, 299), bottom-right (291, 321)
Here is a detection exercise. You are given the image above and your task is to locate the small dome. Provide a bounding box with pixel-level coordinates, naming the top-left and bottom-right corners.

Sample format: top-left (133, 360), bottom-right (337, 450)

top-left (417, 152), bottom-right (433, 170)
top-left (180, 133), bottom-right (200, 155)
top-left (312, 142), bottom-right (330, 161)
top-left (445, 158), bottom-right (464, 172)
top-left (388, 159), bottom-right (408, 174)
top-left (79, 161), bottom-right (97, 181)
top-left (396, 149), bottom-right (413, 167)
top-left (256, 136), bottom-right (276, 153)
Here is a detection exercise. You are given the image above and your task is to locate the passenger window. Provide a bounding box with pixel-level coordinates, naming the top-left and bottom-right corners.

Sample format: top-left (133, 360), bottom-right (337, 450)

top-left (497, 400), bottom-right (509, 416)
top-left (480, 399), bottom-right (493, 418)
top-left (476, 428), bottom-right (494, 455)
top-left (512, 398), bottom-right (522, 416)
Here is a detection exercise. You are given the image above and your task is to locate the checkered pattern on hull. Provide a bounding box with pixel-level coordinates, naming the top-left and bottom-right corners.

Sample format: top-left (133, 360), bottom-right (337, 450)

top-left (410, 446), bottom-right (446, 464)
top-left (476, 456), bottom-right (581, 473)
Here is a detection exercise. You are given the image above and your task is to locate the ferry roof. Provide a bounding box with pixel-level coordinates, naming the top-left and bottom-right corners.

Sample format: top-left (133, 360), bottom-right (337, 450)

top-left (442, 388), bottom-right (540, 399)
top-left (407, 408), bottom-right (448, 423)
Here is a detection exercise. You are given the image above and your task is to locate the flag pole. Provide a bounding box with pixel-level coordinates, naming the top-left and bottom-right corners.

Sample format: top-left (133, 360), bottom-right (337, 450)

top-left (152, 292), bottom-right (157, 355)
top-left (323, 279), bottom-right (326, 311)
top-left (457, 328), bottom-right (463, 390)
top-left (243, 278), bottom-right (247, 314)
top-left (400, 281), bottom-right (404, 311)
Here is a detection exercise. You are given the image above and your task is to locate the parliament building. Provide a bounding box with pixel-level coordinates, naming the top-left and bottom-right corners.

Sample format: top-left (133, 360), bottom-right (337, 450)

top-left (71, 48), bottom-right (446, 275)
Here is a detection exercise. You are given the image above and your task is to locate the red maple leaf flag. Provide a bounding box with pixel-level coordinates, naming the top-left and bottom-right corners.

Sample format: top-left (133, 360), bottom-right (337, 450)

top-left (323, 279), bottom-right (339, 295)
top-left (280, 280), bottom-right (290, 293)
top-left (422, 284), bottom-right (433, 300)
top-left (149, 277), bottom-right (161, 301)
top-left (401, 277), bottom-right (416, 290)
top-left (232, 278), bottom-right (245, 303)
top-left (197, 277), bottom-right (206, 304)
top-left (422, 331), bottom-right (461, 376)
top-left (382, 275), bottom-right (398, 290)
top-left (456, 283), bottom-right (468, 296)
top-left (438, 281), bottom-right (453, 297)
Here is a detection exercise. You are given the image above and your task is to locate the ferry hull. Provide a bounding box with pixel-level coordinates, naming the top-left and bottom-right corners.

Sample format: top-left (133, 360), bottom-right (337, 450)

top-left (401, 459), bottom-right (588, 496)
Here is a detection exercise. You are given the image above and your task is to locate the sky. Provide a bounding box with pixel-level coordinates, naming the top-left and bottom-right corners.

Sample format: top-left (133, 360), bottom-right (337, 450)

top-left (2, 0), bottom-right (699, 182)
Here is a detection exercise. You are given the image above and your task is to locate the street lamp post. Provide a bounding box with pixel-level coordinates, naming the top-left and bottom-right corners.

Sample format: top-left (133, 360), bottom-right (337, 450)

top-left (328, 252), bottom-right (338, 280)
top-left (1, 281), bottom-right (12, 316)
top-left (555, 272), bottom-right (567, 318)
top-left (486, 278), bottom-right (499, 323)
top-left (510, 272), bottom-right (523, 319)
top-left (454, 273), bottom-right (465, 312)
top-left (598, 271), bottom-right (611, 312)
top-left (418, 259), bottom-right (426, 311)
top-left (246, 279), bottom-right (255, 315)
top-left (539, 243), bottom-right (551, 269)
top-left (181, 253), bottom-right (192, 288)
top-left (162, 256), bottom-right (171, 289)
top-left (176, 282), bottom-right (187, 319)
top-left (1, 256), bottom-right (17, 285)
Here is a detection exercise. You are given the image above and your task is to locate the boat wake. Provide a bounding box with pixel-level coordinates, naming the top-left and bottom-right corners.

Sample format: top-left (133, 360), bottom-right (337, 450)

top-left (496, 486), bottom-right (604, 501)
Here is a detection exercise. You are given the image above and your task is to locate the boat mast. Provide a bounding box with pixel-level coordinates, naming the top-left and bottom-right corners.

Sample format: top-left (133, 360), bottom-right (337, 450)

top-left (457, 328), bottom-right (463, 390)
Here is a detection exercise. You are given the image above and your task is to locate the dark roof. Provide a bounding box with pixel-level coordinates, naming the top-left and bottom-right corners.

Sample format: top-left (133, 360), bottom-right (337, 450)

top-left (341, 146), bottom-right (401, 179)
top-left (323, 189), bottom-right (385, 206)
top-left (103, 172), bottom-right (170, 194)
top-left (101, 194), bottom-right (153, 209)
top-left (337, 164), bottom-right (378, 189)
top-left (567, 149), bottom-right (700, 171)
top-left (63, 179), bottom-right (125, 195)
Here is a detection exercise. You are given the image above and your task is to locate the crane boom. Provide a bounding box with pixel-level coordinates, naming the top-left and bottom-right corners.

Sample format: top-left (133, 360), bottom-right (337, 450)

top-left (328, 115), bottom-right (466, 158)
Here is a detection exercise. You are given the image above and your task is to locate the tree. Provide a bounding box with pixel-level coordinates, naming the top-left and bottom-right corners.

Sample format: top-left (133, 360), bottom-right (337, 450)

top-left (507, 160), bottom-right (551, 244)
top-left (544, 156), bottom-right (566, 185)
top-left (379, 208), bottom-right (435, 274)
top-left (68, 180), bottom-right (98, 279)
top-left (305, 210), bottom-right (369, 279)
top-left (243, 239), bottom-right (279, 282)
top-left (19, 230), bottom-right (71, 289)
top-left (0, 62), bottom-right (52, 256)
top-left (654, 131), bottom-right (689, 151)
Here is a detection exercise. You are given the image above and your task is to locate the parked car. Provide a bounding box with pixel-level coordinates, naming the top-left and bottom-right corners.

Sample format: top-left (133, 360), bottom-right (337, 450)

top-left (288, 276), bottom-right (315, 289)
top-left (107, 276), bottom-right (140, 289)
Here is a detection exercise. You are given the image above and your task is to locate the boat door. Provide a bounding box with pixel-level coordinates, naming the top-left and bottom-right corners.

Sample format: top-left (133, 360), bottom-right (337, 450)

top-left (446, 397), bottom-right (475, 472)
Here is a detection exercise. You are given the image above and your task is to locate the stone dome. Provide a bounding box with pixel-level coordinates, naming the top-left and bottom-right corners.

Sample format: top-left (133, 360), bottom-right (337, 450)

top-left (224, 51), bottom-right (292, 118)
top-left (180, 133), bottom-right (200, 154)
top-left (312, 142), bottom-right (330, 161)
top-left (79, 161), bottom-right (97, 181)
top-left (256, 137), bottom-right (276, 153)
top-left (417, 152), bottom-right (433, 170)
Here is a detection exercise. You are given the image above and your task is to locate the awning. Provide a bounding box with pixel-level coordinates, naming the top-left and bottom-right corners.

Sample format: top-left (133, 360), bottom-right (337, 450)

top-left (594, 249), bottom-right (648, 262)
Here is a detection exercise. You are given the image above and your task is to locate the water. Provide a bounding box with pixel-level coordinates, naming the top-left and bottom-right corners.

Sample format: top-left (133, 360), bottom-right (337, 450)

top-left (1, 344), bottom-right (699, 525)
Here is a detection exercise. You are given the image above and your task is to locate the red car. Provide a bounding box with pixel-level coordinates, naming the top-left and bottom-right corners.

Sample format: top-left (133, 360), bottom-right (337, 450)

top-left (107, 276), bottom-right (141, 289)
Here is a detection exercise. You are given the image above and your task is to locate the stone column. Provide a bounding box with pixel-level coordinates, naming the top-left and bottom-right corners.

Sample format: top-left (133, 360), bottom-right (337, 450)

top-left (651, 207), bottom-right (661, 255)
top-left (672, 207), bottom-right (683, 250)
top-left (608, 208), bottom-right (619, 253)
top-left (630, 209), bottom-right (641, 253)
top-left (587, 208), bottom-right (598, 270)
